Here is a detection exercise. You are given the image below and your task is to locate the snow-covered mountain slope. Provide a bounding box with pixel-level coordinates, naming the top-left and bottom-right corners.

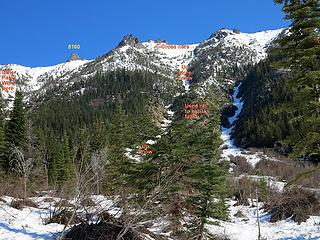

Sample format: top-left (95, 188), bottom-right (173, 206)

top-left (0, 59), bottom-right (90, 106)
top-left (191, 28), bottom-right (284, 99)
top-left (73, 35), bottom-right (197, 81)
top-left (199, 28), bottom-right (283, 60)
top-left (68, 35), bottom-right (198, 94)
top-left (0, 28), bottom-right (285, 108)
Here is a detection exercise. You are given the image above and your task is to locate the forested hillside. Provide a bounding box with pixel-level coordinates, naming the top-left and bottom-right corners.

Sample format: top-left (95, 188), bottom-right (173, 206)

top-left (0, 0), bottom-right (319, 239)
top-left (233, 0), bottom-right (320, 161)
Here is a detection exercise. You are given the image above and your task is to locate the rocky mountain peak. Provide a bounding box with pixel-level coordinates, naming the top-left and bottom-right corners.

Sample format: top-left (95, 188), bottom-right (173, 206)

top-left (208, 28), bottom-right (239, 41)
top-left (117, 34), bottom-right (139, 47)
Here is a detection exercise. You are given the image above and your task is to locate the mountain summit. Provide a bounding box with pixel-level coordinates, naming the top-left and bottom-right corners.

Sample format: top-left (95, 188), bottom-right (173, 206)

top-left (117, 34), bottom-right (139, 47)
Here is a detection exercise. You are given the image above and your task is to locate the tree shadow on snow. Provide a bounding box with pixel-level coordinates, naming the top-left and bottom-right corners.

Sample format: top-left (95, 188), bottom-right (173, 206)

top-left (278, 236), bottom-right (320, 240)
top-left (0, 222), bottom-right (54, 239)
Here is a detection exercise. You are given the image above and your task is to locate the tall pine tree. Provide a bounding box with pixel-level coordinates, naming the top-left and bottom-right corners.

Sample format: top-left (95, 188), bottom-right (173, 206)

top-left (273, 0), bottom-right (320, 158)
top-left (6, 92), bottom-right (26, 147)
top-left (4, 91), bottom-right (26, 170)
top-left (56, 133), bottom-right (73, 184)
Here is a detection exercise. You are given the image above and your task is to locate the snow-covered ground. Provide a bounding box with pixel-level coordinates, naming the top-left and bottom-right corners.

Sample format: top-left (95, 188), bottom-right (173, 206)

top-left (206, 200), bottom-right (320, 240)
top-left (0, 195), bottom-right (120, 240)
top-left (0, 197), bottom-right (62, 240)
top-left (216, 82), bottom-right (320, 240)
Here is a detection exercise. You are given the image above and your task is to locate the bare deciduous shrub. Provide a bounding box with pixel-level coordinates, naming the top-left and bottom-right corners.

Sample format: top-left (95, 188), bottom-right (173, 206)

top-left (0, 173), bottom-right (25, 198)
top-left (229, 155), bottom-right (253, 175)
top-left (9, 145), bottom-right (35, 200)
top-left (23, 199), bottom-right (38, 208)
top-left (260, 148), bottom-right (291, 162)
top-left (46, 209), bottom-right (82, 225)
top-left (265, 187), bottom-right (320, 223)
top-left (228, 176), bottom-right (271, 206)
top-left (228, 177), bottom-right (253, 206)
top-left (98, 211), bottom-right (113, 222)
top-left (10, 199), bottom-right (37, 209)
top-left (254, 159), bottom-right (320, 188)
top-left (298, 169), bottom-right (320, 189)
top-left (234, 210), bottom-right (246, 218)
top-left (254, 159), bottom-right (293, 180)
top-left (54, 199), bottom-right (75, 208)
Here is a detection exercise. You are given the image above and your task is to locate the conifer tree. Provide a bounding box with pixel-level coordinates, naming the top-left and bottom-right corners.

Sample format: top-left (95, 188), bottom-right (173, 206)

top-left (57, 133), bottom-right (73, 183)
top-left (109, 103), bottom-right (134, 148)
top-left (129, 100), bottom-right (228, 238)
top-left (4, 91), bottom-right (26, 170)
top-left (273, 0), bottom-right (320, 158)
top-left (6, 92), bottom-right (26, 147)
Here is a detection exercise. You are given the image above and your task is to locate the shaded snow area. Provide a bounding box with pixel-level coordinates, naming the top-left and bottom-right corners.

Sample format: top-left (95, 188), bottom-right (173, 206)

top-left (216, 82), bottom-right (320, 240)
top-left (206, 200), bottom-right (320, 240)
top-left (0, 195), bottom-right (120, 240)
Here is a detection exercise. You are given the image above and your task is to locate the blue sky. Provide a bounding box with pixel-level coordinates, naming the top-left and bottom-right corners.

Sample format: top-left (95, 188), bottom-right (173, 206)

top-left (1, 0), bottom-right (289, 67)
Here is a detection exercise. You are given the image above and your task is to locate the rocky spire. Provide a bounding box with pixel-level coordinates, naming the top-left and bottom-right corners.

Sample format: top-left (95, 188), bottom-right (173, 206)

top-left (67, 53), bottom-right (80, 62)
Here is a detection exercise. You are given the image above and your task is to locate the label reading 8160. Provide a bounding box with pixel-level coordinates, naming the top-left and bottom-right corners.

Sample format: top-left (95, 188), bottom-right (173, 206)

top-left (68, 44), bottom-right (80, 49)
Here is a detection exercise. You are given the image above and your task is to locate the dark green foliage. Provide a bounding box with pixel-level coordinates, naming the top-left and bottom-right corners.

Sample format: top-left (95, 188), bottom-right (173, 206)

top-left (56, 133), bottom-right (73, 184)
top-left (48, 140), bottom-right (59, 185)
top-left (125, 97), bottom-right (228, 237)
top-left (5, 92), bottom-right (26, 147)
top-left (233, 60), bottom-right (294, 150)
top-left (4, 92), bottom-right (26, 170)
top-left (234, 1), bottom-right (320, 159)
top-left (31, 70), bottom-right (163, 186)
top-left (32, 69), bottom-right (168, 139)
top-left (272, 0), bottom-right (320, 158)
top-left (90, 119), bottom-right (108, 152)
